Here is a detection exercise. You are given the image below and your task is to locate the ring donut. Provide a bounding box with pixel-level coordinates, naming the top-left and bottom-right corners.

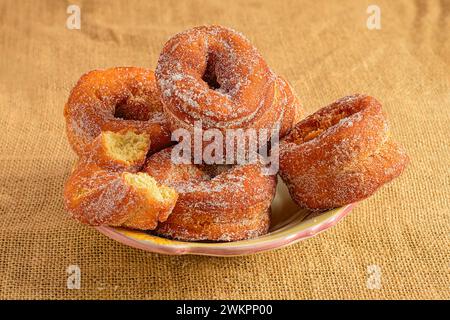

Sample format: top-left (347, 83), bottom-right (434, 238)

top-left (279, 94), bottom-right (409, 210)
top-left (64, 67), bottom-right (172, 156)
top-left (155, 25), bottom-right (303, 157)
top-left (144, 147), bottom-right (277, 241)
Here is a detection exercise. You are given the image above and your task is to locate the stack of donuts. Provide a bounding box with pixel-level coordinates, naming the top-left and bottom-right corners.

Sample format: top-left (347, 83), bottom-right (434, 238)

top-left (63, 25), bottom-right (409, 242)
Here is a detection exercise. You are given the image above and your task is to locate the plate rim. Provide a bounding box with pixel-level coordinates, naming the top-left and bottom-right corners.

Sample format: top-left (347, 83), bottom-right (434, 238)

top-left (95, 203), bottom-right (356, 256)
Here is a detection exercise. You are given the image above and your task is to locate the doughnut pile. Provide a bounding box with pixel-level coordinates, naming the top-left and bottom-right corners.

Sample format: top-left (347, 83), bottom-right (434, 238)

top-left (63, 25), bottom-right (408, 242)
top-left (144, 148), bottom-right (276, 241)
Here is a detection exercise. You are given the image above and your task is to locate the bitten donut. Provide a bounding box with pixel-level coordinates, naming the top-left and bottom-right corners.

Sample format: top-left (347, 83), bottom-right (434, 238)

top-left (79, 130), bottom-right (151, 172)
top-left (279, 94), bottom-right (409, 210)
top-left (144, 147), bottom-right (277, 241)
top-left (64, 67), bottom-right (172, 156)
top-left (156, 25), bottom-right (303, 156)
top-left (64, 130), bottom-right (178, 230)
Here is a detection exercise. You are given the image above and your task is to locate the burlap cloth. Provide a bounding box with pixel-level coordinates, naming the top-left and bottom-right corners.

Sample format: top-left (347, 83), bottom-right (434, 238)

top-left (0, 0), bottom-right (448, 300)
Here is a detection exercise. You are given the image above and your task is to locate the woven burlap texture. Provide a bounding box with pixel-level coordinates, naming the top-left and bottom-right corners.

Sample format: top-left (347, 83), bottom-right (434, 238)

top-left (0, 0), bottom-right (449, 299)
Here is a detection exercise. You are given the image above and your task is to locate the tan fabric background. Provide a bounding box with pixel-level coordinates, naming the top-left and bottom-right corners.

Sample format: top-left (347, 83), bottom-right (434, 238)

top-left (0, 0), bottom-right (449, 300)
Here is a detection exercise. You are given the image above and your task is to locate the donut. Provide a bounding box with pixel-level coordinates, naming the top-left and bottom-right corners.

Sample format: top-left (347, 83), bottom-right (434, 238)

top-left (279, 94), bottom-right (409, 210)
top-left (64, 67), bottom-right (172, 156)
top-left (64, 129), bottom-right (178, 230)
top-left (155, 25), bottom-right (304, 158)
top-left (143, 147), bottom-right (277, 241)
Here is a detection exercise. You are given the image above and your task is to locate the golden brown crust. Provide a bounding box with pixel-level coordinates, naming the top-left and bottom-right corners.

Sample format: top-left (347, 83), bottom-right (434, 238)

top-left (64, 161), bottom-right (178, 230)
top-left (64, 67), bottom-right (172, 156)
top-left (144, 147), bottom-right (276, 241)
top-left (156, 209), bottom-right (270, 242)
top-left (279, 94), bottom-right (409, 210)
top-left (155, 26), bottom-right (304, 159)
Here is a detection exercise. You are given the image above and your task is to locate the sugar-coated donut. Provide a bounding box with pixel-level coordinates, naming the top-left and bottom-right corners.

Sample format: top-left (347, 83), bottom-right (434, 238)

top-left (64, 162), bottom-right (178, 230)
top-left (64, 67), bottom-right (172, 156)
top-left (156, 26), bottom-right (304, 157)
top-left (144, 147), bottom-right (277, 241)
top-left (279, 94), bottom-right (409, 210)
top-left (64, 130), bottom-right (178, 230)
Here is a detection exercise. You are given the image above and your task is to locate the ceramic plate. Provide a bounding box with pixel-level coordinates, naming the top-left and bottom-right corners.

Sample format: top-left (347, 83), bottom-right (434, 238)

top-left (96, 178), bottom-right (356, 256)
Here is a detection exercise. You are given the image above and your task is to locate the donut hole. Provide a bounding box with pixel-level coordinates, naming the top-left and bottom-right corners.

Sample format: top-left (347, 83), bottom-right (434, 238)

top-left (123, 172), bottom-right (177, 203)
top-left (103, 131), bottom-right (150, 164)
top-left (201, 53), bottom-right (222, 91)
top-left (202, 72), bottom-right (221, 90)
top-left (292, 102), bottom-right (363, 144)
top-left (114, 96), bottom-right (152, 121)
top-left (199, 164), bottom-right (232, 179)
